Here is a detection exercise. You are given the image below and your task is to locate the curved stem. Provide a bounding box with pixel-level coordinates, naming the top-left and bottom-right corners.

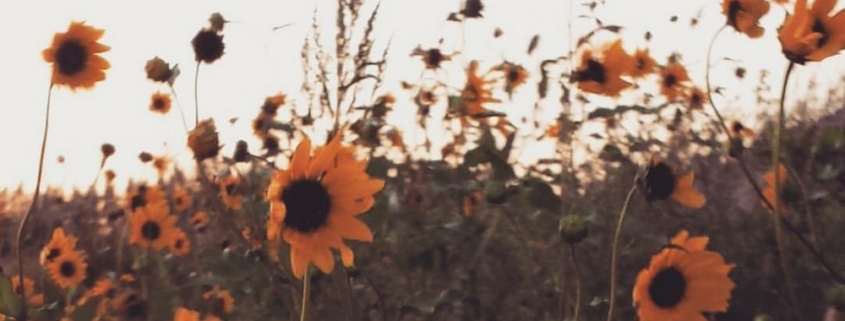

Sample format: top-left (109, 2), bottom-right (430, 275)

top-left (168, 84), bottom-right (190, 133)
top-left (705, 25), bottom-right (731, 136)
top-left (16, 83), bottom-right (54, 321)
top-left (606, 175), bottom-right (638, 321)
top-left (194, 61), bottom-right (201, 128)
top-left (300, 268), bottom-right (310, 321)
top-left (773, 61), bottom-right (800, 317)
top-left (569, 243), bottom-right (582, 321)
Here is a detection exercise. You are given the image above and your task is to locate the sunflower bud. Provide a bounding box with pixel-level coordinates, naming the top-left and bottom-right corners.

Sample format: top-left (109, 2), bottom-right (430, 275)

top-left (187, 119), bottom-right (221, 161)
top-left (209, 12), bottom-right (226, 32)
top-left (101, 143), bottom-right (115, 158)
top-left (558, 215), bottom-right (588, 244)
top-left (483, 180), bottom-right (509, 204)
top-left (827, 284), bottom-right (845, 311)
top-left (138, 152), bottom-right (153, 163)
top-left (145, 57), bottom-right (175, 84)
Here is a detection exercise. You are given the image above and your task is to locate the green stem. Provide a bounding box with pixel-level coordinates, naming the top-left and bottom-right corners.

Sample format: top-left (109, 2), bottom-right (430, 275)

top-left (569, 243), bottom-right (581, 321)
top-left (606, 175), bottom-right (638, 321)
top-left (194, 61), bottom-right (201, 127)
top-left (773, 61), bottom-right (800, 318)
top-left (300, 268), bottom-right (310, 321)
top-left (16, 83), bottom-right (54, 321)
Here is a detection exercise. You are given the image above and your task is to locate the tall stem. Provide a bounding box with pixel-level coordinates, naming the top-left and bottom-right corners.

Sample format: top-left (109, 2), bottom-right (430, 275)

top-left (300, 268), bottom-right (310, 321)
top-left (16, 83), bottom-right (54, 321)
top-left (705, 26), bottom-right (730, 136)
top-left (773, 61), bottom-right (799, 317)
top-left (168, 84), bottom-right (190, 133)
top-left (194, 61), bottom-right (201, 127)
top-left (569, 243), bottom-right (582, 321)
top-left (606, 175), bottom-right (638, 321)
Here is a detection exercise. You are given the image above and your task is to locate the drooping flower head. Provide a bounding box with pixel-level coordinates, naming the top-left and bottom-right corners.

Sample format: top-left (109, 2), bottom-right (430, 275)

top-left (644, 158), bottom-right (706, 209)
top-left (265, 129), bottom-right (385, 278)
top-left (779, 0), bottom-right (845, 64)
top-left (43, 21), bottom-right (110, 90)
top-left (572, 39), bottom-right (634, 97)
top-left (633, 230), bottom-right (736, 321)
top-left (723, 0), bottom-right (771, 38)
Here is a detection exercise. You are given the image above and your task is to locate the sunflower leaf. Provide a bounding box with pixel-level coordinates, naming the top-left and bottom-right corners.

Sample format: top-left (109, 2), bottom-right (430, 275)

top-left (0, 277), bottom-right (20, 316)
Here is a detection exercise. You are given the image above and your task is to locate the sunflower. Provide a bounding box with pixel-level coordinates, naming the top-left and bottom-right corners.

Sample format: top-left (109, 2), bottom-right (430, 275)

top-left (669, 229), bottom-right (709, 251)
top-left (77, 278), bottom-right (116, 306)
top-left (174, 307), bottom-right (200, 321)
top-left (572, 40), bottom-right (634, 97)
top-left (265, 130), bottom-right (385, 279)
top-left (217, 174), bottom-right (243, 211)
top-left (191, 211), bottom-right (210, 232)
top-left (779, 0), bottom-right (845, 64)
top-left (687, 87), bottom-right (708, 110)
top-left (46, 249), bottom-right (88, 289)
top-left (172, 187), bottom-right (192, 212)
top-left (12, 277), bottom-right (44, 306)
top-left (723, 0), bottom-right (771, 38)
top-left (42, 21), bottom-right (110, 90)
top-left (169, 228), bottom-right (191, 256)
top-left (149, 92), bottom-right (172, 115)
top-left (129, 204), bottom-right (178, 250)
top-left (124, 185), bottom-right (168, 213)
top-left (459, 61), bottom-right (501, 117)
top-left (153, 156), bottom-right (169, 177)
top-left (40, 227), bottom-right (78, 266)
top-left (633, 231), bottom-right (735, 321)
top-left (188, 119), bottom-right (220, 161)
top-left (644, 158), bottom-right (706, 209)
top-left (659, 63), bottom-right (690, 101)
top-left (202, 286), bottom-right (234, 315)
top-left (628, 48), bottom-right (657, 79)
top-left (501, 62), bottom-right (529, 94)
top-left (192, 28), bottom-right (225, 64)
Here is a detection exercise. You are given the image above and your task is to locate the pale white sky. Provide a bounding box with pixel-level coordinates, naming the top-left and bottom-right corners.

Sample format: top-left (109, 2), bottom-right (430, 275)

top-left (1, 0), bottom-right (843, 193)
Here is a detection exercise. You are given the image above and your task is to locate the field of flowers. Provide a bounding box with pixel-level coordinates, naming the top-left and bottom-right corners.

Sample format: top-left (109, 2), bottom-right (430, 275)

top-left (0, 0), bottom-right (844, 320)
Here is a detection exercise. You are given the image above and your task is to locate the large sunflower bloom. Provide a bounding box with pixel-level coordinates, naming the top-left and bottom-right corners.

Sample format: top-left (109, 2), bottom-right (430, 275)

top-left (40, 227), bottom-right (78, 266)
top-left (723, 0), bottom-right (771, 38)
top-left (46, 249), bottom-right (88, 289)
top-left (633, 231), bottom-right (736, 321)
top-left (572, 39), bottom-right (634, 97)
top-left (266, 131), bottom-right (384, 279)
top-left (779, 0), bottom-right (845, 63)
top-left (42, 21), bottom-right (110, 90)
top-left (645, 158), bottom-right (706, 209)
top-left (129, 204), bottom-right (178, 250)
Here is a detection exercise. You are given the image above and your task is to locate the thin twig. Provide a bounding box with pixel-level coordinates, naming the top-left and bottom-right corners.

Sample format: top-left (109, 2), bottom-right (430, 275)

top-left (606, 175), bottom-right (639, 321)
top-left (16, 83), bottom-right (54, 321)
top-left (194, 61), bottom-right (201, 127)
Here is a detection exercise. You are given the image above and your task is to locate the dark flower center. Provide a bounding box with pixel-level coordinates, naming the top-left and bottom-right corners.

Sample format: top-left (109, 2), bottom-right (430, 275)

top-left (141, 221), bottom-right (161, 241)
top-left (60, 261), bottom-right (76, 278)
top-left (46, 248), bottom-right (61, 262)
top-left (576, 59), bottom-right (607, 84)
top-left (425, 49), bottom-right (443, 68)
top-left (663, 74), bottom-right (678, 89)
top-left (726, 0), bottom-right (742, 29)
top-left (192, 29), bottom-right (225, 63)
top-left (507, 68), bottom-right (520, 83)
top-left (56, 40), bottom-right (88, 76)
top-left (812, 19), bottom-right (829, 48)
top-left (282, 179), bottom-right (332, 232)
top-left (636, 57), bottom-right (646, 71)
top-left (153, 98), bottom-right (165, 110)
top-left (645, 162), bottom-right (676, 201)
top-left (648, 266), bottom-right (687, 308)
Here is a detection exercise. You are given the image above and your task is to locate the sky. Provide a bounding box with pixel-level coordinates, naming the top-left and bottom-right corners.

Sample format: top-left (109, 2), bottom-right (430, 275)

top-left (1, 0), bottom-right (844, 194)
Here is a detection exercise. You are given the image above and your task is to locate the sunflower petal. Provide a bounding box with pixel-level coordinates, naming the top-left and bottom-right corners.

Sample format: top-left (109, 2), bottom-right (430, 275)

top-left (290, 138), bottom-right (311, 179)
top-left (670, 172), bottom-right (706, 209)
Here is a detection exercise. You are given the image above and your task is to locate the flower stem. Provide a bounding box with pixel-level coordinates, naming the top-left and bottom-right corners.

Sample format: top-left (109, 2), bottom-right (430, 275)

top-left (773, 61), bottom-right (800, 317)
top-left (168, 84), bottom-right (190, 133)
top-left (569, 243), bottom-right (582, 321)
top-left (194, 61), bottom-right (201, 128)
top-left (606, 175), bottom-right (638, 321)
top-left (300, 268), bottom-right (310, 321)
top-left (16, 83), bottom-right (54, 321)
top-left (705, 25), bottom-right (729, 136)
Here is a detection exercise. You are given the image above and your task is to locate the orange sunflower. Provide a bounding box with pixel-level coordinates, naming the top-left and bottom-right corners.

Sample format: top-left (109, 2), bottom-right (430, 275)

top-left (500, 62), bottom-right (529, 95)
top-left (572, 39), bottom-right (634, 97)
top-left (628, 48), bottom-right (657, 79)
top-left (779, 0), bottom-right (845, 64)
top-left (42, 21), bottom-right (110, 90)
top-left (644, 158), bottom-right (706, 209)
top-left (459, 61), bottom-right (501, 117)
top-left (169, 228), bottom-right (191, 256)
top-left (124, 185), bottom-right (168, 213)
top-left (217, 174), bottom-right (243, 211)
top-left (723, 0), bottom-right (771, 38)
top-left (265, 130), bottom-right (385, 279)
top-left (633, 230), bottom-right (735, 321)
top-left (687, 87), bottom-right (708, 110)
top-left (660, 63), bottom-right (690, 101)
top-left (172, 187), bottom-right (192, 212)
top-left (191, 211), bottom-right (210, 232)
top-left (46, 249), bottom-right (88, 289)
top-left (129, 204), bottom-right (178, 250)
top-left (174, 307), bottom-right (200, 321)
top-left (149, 92), bottom-right (172, 115)
top-left (202, 286), bottom-right (234, 315)
top-left (77, 278), bottom-right (116, 306)
top-left (40, 227), bottom-right (78, 266)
